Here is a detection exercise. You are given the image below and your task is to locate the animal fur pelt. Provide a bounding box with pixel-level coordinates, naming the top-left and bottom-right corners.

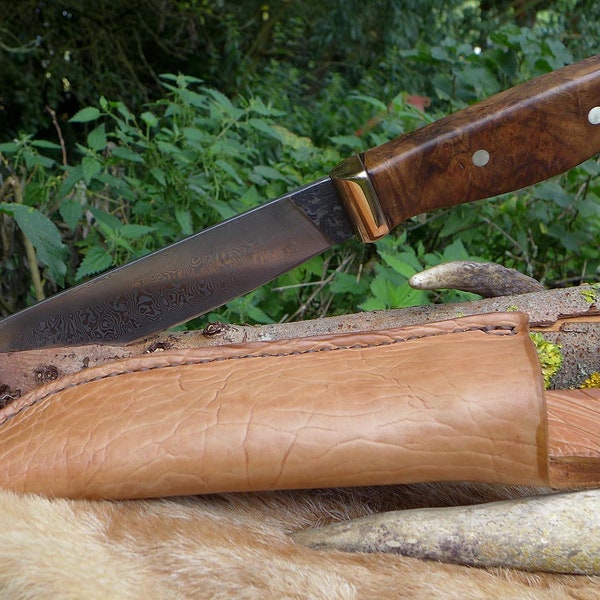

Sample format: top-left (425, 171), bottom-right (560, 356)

top-left (0, 482), bottom-right (597, 599)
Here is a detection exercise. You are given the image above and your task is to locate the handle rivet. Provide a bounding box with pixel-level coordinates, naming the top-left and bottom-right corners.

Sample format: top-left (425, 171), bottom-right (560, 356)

top-left (588, 107), bottom-right (600, 125)
top-left (472, 149), bottom-right (490, 167)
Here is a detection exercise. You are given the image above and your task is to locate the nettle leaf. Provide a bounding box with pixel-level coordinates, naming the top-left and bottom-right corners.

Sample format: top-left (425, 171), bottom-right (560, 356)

top-left (175, 208), bottom-right (193, 236)
top-left (251, 165), bottom-right (287, 183)
top-left (441, 237), bottom-right (470, 261)
top-left (141, 111), bottom-right (159, 127)
top-left (150, 167), bottom-right (166, 186)
top-left (0, 203), bottom-right (67, 285)
top-left (535, 181), bottom-right (573, 208)
top-left (378, 250), bottom-right (421, 279)
top-left (205, 88), bottom-right (235, 112)
top-left (70, 107), bottom-right (101, 123)
top-left (216, 159), bottom-right (243, 184)
top-left (31, 139), bottom-right (62, 150)
top-left (23, 150), bottom-right (54, 169)
top-left (247, 118), bottom-right (281, 140)
top-left (76, 246), bottom-right (113, 280)
top-left (0, 141), bottom-right (19, 153)
top-left (110, 146), bottom-right (145, 163)
top-left (82, 156), bottom-right (102, 184)
top-left (115, 102), bottom-right (134, 121)
top-left (330, 271), bottom-right (368, 296)
top-left (88, 206), bottom-right (123, 230)
top-left (348, 94), bottom-right (388, 112)
top-left (87, 124), bottom-right (107, 151)
top-left (329, 135), bottom-right (364, 151)
top-left (119, 224), bottom-right (155, 240)
top-left (59, 198), bottom-right (84, 230)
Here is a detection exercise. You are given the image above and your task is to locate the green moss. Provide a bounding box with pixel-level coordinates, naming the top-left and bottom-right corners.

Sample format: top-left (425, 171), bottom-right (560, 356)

top-left (529, 332), bottom-right (563, 389)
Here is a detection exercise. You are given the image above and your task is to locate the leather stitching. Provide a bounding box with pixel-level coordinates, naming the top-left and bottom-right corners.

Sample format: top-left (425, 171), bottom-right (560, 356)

top-left (0, 324), bottom-right (517, 426)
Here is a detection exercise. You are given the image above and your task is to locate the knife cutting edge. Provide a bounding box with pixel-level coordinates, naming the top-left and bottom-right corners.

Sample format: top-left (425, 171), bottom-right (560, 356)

top-left (1, 55), bottom-right (599, 351)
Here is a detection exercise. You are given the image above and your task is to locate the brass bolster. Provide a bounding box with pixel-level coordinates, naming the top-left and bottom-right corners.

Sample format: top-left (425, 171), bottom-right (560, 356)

top-left (330, 154), bottom-right (391, 242)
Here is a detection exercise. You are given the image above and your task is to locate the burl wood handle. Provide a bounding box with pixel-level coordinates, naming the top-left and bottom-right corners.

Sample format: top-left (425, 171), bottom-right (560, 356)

top-left (362, 55), bottom-right (600, 229)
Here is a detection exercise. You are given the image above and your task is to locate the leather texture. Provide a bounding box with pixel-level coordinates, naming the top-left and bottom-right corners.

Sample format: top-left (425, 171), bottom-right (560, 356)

top-left (0, 312), bottom-right (548, 499)
top-left (546, 388), bottom-right (600, 487)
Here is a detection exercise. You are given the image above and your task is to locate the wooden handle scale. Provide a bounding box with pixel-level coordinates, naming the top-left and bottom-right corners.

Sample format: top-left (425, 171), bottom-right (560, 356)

top-left (332, 54), bottom-right (600, 241)
top-left (0, 312), bottom-right (598, 499)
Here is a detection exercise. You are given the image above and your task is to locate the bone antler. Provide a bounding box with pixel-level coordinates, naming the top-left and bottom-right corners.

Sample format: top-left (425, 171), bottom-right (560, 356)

top-left (408, 260), bottom-right (544, 298)
top-left (292, 489), bottom-right (600, 574)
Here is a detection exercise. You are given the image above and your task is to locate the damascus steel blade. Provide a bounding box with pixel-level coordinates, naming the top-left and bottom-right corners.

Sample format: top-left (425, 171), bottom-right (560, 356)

top-left (0, 178), bottom-right (353, 351)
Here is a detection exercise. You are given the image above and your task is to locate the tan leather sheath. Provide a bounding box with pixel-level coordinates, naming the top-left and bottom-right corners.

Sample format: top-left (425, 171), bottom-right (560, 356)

top-left (0, 312), bottom-right (597, 499)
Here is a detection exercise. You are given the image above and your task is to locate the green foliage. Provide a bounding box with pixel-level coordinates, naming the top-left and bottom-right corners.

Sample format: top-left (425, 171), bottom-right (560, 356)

top-left (0, 201), bottom-right (66, 285)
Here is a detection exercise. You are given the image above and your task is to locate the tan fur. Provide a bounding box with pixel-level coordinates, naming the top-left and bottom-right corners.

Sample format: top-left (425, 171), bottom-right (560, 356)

top-left (0, 484), bottom-right (597, 598)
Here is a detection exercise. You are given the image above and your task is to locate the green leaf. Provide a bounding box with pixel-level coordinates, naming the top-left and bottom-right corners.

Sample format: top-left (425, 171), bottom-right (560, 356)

top-left (110, 146), bottom-right (145, 163)
top-left (70, 107), bottom-right (101, 123)
top-left (348, 94), bottom-right (388, 112)
top-left (31, 139), bottom-right (63, 150)
top-left (88, 207), bottom-right (123, 230)
top-left (0, 142), bottom-right (19, 153)
top-left (330, 271), bottom-right (368, 296)
top-left (378, 250), bottom-right (421, 279)
top-left (175, 88), bottom-right (209, 108)
top-left (150, 167), bottom-right (166, 186)
top-left (175, 208), bottom-right (193, 236)
top-left (252, 165), bottom-right (286, 181)
top-left (244, 303), bottom-right (275, 324)
top-left (535, 181), bottom-right (573, 209)
top-left (442, 238), bottom-right (470, 261)
top-left (247, 118), bottom-right (281, 140)
top-left (329, 135), bottom-right (364, 150)
top-left (59, 198), bottom-right (84, 230)
top-left (216, 159), bottom-right (243, 184)
top-left (141, 111), bottom-right (159, 127)
top-left (359, 297), bottom-right (386, 312)
top-left (59, 165), bottom-right (84, 196)
top-left (205, 88), bottom-right (235, 111)
top-left (115, 102), bottom-right (133, 121)
top-left (76, 246), bottom-right (113, 280)
top-left (157, 140), bottom-right (184, 157)
top-left (87, 124), bottom-right (107, 151)
top-left (248, 97), bottom-right (285, 117)
top-left (119, 224), bottom-right (155, 240)
top-left (82, 156), bottom-right (102, 184)
top-left (0, 203), bottom-right (67, 285)
top-left (23, 150), bottom-right (54, 169)
top-left (183, 126), bottom-right (207, 143)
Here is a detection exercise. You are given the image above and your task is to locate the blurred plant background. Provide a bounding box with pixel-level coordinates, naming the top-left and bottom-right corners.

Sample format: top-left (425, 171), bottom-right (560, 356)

top-left (0, 0), bottom-right (598, 326)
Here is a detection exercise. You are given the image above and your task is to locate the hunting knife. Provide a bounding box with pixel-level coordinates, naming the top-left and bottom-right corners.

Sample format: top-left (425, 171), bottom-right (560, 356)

top-left (1, 56), bottom-right (599, 351)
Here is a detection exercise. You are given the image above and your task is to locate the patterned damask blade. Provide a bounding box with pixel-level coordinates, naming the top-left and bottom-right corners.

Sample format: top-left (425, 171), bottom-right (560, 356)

top-left (0, 178), bottom-right (353, 351)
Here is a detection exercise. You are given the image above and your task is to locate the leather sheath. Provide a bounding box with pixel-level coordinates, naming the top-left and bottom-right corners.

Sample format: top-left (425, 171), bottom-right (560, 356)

top-left (0, 312), bottom-right (549, 499)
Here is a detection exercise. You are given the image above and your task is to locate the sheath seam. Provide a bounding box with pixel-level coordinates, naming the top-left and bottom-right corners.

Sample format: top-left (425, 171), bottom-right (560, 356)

top-left (0, 323), bottom-right (516, 426)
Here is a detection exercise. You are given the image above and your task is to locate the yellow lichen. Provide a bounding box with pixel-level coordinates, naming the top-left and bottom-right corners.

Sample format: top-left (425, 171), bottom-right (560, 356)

top-left (529, 332), bottom-right (563, 389)
top-left (581, 372), bottom-right (600, 389)
top-left (580, 283), bottom-right (600, 305)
